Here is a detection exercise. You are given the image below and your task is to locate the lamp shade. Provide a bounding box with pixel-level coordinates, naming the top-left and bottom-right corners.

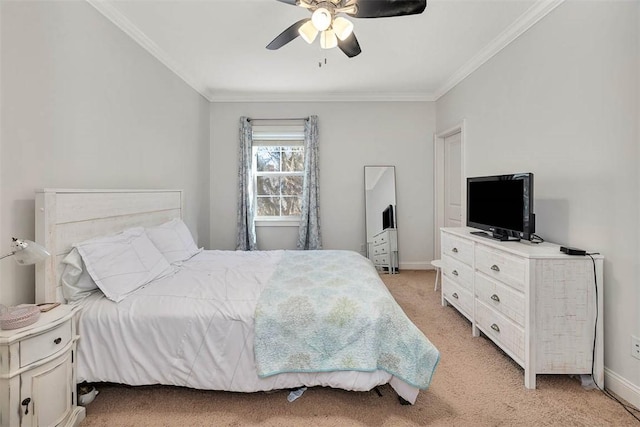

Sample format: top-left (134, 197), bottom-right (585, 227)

top-left (8, 238), bottom-right (50, 265)
top-left (320, 29), bottom-right (338, 49)
top-left (332, 17), bottom-right (354, 41)
top-left (298, 20), bottom-right (319, 44)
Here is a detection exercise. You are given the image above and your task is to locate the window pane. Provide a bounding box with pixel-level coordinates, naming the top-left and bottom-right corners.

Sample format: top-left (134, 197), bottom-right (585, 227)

top-left (257, 197), bottom-right (280, 216)
top-left (281, 176), bottom-right (303, 196)
top-left (256, 176), bottom-right (281, 196)
top-left (256, 147), bottom-right (281, 172)
top-left (282, 147), bottom-right (304, 172)
top-left (281, 196), bottom-right (302, 216)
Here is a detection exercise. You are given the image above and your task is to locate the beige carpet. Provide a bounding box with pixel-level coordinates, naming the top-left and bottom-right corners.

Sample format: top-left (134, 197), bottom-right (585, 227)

top-left (80, 270), bottom-right (638, 426)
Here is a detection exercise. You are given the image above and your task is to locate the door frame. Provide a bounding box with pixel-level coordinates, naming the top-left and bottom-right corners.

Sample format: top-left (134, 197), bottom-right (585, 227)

top-left (434, 120), bottom-right (466, 259)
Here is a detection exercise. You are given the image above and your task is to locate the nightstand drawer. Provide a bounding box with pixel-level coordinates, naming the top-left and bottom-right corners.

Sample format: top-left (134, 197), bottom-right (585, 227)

top-left (20, 319), bottom-right (72, 367)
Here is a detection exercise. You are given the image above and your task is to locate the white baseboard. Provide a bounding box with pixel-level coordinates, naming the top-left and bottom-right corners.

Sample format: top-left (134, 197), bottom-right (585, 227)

top-left (399, 262), bottom-right (433, 270)
top-left (605, 367), bottom-right (640, 410)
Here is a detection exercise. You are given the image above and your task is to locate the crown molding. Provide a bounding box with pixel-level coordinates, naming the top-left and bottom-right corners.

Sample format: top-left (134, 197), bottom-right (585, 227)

top-left (208, 91), bottom-right (436, 103)
top-left (434, 0), bottom-right (565, 100)
top-left (86, 0), bottom-right (214, 102)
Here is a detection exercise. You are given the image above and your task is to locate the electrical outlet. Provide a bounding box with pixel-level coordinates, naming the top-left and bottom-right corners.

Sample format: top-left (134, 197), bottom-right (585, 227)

top-left (632, 335), bottom-right (640, 360)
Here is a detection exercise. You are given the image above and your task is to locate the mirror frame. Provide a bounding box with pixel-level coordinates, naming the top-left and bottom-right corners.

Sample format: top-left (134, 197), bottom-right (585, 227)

top-left (364, 165), bottom-right (397, 259)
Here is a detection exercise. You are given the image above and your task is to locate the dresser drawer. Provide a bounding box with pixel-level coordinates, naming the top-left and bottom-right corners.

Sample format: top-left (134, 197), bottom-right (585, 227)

top-left (442, 254), bottom-right (473, 292)
top-left (20, 319), bottom-right (72, 368)
top-left (372, 244), bottom-right (389, 256)
top-left (373, 232), bottom-right (389, 246)
top-left (441, 233), bottom-right (473, 266)
top-left (442, 277), bottom-right (473, 319)
top-left (475, 300), bottom-right (525, 363)
top-left (475, 245), bottom-right (526, 292)
top-left (373, 254), bottom-right (390, 266)
top-left (475, 273), bottom-right (525, 326)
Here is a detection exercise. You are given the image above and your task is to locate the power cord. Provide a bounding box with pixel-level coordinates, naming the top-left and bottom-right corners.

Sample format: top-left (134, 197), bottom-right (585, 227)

top-left (586, 253), bottom-right (640, 422)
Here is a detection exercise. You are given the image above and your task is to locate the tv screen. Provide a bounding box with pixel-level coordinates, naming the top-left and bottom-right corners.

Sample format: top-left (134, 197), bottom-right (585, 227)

top-left (382, 205), bottom-right (394, 230)
top-left (466, 173), bottom-right (534, 241)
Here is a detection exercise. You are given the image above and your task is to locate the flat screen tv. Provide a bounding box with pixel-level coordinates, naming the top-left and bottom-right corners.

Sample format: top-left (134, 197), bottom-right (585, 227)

top-left (382, 205), bottom-right (394, 230)
top-left (466, 173), bottom-right (535, 241)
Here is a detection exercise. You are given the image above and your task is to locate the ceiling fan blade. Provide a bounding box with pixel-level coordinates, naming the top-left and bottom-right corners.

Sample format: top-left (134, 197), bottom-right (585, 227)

top-left (266, 19), bottom-right (309, 50)
top-left (338, 32), bottom-right (362, 58)
top-left (275, 0), bottom-right (298, 5)
top-left (348, 0), bottom-right (427, 18)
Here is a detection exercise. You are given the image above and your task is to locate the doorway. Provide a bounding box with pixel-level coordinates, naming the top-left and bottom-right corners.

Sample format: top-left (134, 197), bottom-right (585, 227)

top-left (434, 121), bottom-right (465, 259)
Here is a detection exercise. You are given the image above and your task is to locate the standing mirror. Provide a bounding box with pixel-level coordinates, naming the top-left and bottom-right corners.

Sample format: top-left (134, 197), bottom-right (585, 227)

top-left (364, 166), bottom-right (398, 273)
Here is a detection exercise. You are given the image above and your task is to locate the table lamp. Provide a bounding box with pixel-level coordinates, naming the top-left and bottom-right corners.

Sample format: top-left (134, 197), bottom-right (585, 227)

top-left (0, 238), bottom-right (51, 329)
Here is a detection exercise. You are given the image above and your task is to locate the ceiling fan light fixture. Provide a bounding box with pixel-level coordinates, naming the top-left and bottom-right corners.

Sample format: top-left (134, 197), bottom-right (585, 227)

top-left (320, 29), bottom-right (338, 49)
top-left (298, 20), bottom-right (319, 44)
top-left (311, 7), bottom-right (332, 31)
top-left (332, 16), bottom-right (353, 41)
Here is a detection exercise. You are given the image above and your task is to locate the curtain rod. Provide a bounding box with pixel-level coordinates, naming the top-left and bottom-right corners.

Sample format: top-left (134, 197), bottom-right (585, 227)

top-left (247, 117), bottom-right (309, 122)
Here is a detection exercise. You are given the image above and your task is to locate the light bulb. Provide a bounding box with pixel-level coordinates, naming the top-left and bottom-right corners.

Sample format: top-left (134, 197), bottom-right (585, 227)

top-left (311, 8), bottom-right (332, 31)
top-left (298, 20), bottom-right (318, 44)
top-left (320, 29), bottom-right (338, 49)
top-left (332, 16), bottom-right (353, 41)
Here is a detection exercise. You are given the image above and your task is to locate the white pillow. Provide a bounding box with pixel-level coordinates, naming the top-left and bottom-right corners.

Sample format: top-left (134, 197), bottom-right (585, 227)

top-left (74, 227), bottom-right (174, 302)
top-left (145, 218), bottom-right (201, 264)
top-left (61, 248), bottom-right (99, 303)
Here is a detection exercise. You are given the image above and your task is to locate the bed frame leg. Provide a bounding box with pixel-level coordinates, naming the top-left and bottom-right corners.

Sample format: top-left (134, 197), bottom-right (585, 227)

top-left (374, 387), bottom-right (383, 397)
top-left (398, 396), bottom-right (411, 405)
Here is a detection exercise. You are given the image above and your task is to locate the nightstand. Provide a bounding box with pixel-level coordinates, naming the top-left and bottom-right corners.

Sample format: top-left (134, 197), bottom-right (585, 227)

top-left (0, 305), bottom-right (85, 427)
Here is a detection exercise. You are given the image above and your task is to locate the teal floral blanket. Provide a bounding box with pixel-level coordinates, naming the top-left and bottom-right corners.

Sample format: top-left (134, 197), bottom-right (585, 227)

top-left (254, 250), bottom-right (440, 389)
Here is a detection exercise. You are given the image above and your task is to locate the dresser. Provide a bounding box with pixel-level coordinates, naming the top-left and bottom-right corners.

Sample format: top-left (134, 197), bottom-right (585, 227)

top-left (0, 305), bottom-right (84, 427)
top-left (440, 227), bottom-right (604, 389)
top-left (371, 228), bottom-right (398, 274)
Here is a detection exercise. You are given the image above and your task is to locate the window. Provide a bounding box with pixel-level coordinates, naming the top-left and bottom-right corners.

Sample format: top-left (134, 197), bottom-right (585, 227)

top-left (252, 125), bottom-right (305, 224)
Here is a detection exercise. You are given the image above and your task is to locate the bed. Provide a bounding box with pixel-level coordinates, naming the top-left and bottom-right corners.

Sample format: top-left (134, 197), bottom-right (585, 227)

top-left (35, 189), bottom-right (439, 404)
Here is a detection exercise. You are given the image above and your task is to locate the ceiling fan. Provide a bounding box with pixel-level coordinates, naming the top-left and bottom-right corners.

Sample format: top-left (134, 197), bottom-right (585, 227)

top-left (266, 0), bottom-right (427, 58)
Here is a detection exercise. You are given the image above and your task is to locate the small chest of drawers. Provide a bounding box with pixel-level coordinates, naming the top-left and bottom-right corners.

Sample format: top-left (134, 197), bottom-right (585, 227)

top-left (0, 305), bottom-right (84, 427)
top-left (440, 227), bottom-right (604, 389)
top-left (371, 228), bottom-right (398, 274)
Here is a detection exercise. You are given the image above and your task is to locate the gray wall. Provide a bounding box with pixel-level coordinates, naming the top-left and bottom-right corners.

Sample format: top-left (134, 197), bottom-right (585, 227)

top-left (0, 1), bottom-right (211, 305)
top-left (210, 102), bottom-right (436, 269)
top-left (436, 1), bottom-right (639, 399)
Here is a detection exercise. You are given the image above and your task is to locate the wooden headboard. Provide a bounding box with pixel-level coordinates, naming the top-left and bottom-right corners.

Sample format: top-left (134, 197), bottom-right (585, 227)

top-left (35, 189), bottom-right (184, 303)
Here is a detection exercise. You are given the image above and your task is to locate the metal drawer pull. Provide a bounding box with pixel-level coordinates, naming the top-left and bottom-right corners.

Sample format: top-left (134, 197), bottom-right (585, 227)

top-left (452, 248), bottom-right (458, 253)
top-left (452, 293), bottom-right (459, 299)
top-left (22, 398), bottom-right (31, 415)
top-left (54, 337), bottom-right (62, 345)
top-left (452, 270), bottom-right (458, 276)
top-left (491, 264), bottom-right (500, 272)
top-left (491, 323), bottom-right (500, 332)
top-left (491, 294), bottom-right (500, 302)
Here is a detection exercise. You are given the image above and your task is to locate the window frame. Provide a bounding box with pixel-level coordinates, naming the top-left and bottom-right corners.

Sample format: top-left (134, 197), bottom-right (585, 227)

top-left (251, 125), bottom-right (305, 227)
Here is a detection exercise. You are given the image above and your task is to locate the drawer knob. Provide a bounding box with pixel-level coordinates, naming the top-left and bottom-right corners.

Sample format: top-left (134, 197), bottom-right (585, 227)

top-left (452, 270), bottom-right (458, 276)
top-left (54, 337), bottom-right (62, 345)
top-left (452, 247), bottom-right (458, 253)
top-left (490, 323), bottom-right (500, 333)
top-left (22, 398), bottom-right (31, 415)
top-left (491, 294), bottom-right (500, 303)
top-left (452, 292), bottom-right (459, 299)
top-left (491, 264), bottom-right (500, 272)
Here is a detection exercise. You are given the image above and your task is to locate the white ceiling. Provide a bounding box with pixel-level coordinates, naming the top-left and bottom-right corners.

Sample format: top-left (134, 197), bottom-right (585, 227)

top-left (88, 0), bottom-right (563, 102)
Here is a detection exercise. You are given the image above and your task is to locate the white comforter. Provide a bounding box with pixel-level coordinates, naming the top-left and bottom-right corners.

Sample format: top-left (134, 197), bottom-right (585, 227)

top-left (76, 250), bottom-right (420, 401)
